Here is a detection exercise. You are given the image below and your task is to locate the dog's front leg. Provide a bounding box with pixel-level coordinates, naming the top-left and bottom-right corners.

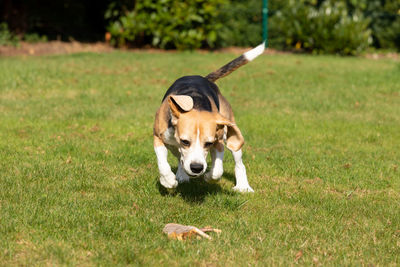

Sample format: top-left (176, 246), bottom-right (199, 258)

top-left (166, 145), bottom-right (190, 183)
top-left (231, 149), bottom-right (254, 193)
top-left (204, 143), bottom-right (224, 183)
top-left (154, 136), bottom-right (178, 189)
top-left (176, 162), bottom-right (190, 183)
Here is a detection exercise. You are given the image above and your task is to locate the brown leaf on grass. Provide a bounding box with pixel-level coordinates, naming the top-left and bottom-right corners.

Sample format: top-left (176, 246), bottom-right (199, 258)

top-left (295, 250), bottom-right (303, 261)
top-left (90, 125), bottom-right (101, 133)
top-left (343, 163), bottom-right (352, 169)
top-left (200, 226), bottom-right (222, 234)
top-left (393, 164), bottom-right (398, 171)
top-left (163, 223), bottom-right (221, 241)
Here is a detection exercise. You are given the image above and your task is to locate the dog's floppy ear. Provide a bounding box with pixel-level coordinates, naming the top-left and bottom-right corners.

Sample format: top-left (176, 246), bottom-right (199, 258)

top-left (168, 95), bottom-right (194, 121)
top-left (215, 114), bottom-right (244, 152)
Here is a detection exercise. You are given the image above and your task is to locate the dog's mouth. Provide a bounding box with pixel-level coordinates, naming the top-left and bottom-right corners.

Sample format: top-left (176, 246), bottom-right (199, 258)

top-left (187, 172), bottom-right (202, 178)
top-left (185, 169), bottom-right (204, 178)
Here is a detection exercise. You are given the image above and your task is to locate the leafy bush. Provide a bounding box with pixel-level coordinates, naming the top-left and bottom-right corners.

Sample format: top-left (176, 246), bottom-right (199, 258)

top-left (104, 0), bottom-right (398, 53)
top-left (362, 0), bottom-right (400, 50)
top-left (0, 23), bottom-right (19, 47)
top-left (106, 0), bottom-right (226, 49)
top-left (23, 33), bottom-right (48, 43)
top-left (218, 0), bottom-right (400, 53)
top-left (337, 0), bottom-right (400, 50)
top-left (216, 0), bottom-right (263, 47)
top-left (269, 0), bottom-right (371, 55)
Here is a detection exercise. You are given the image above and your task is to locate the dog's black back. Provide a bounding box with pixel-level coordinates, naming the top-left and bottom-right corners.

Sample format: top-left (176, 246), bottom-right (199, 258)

top-left (162, 75), bottom-right (220, 112)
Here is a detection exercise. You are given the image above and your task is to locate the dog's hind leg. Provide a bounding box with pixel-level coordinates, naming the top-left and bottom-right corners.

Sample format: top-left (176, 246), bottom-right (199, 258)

top-left (154, 136), bottom-right (178, 189)
top-left (230, 149), bottom-right (254, 193)
top-left (204, 143), bottom-right (224, 183)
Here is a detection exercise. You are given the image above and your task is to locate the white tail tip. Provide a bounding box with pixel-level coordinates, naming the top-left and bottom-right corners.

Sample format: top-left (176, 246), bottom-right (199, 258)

top-left (243, 42), bottom-right (265, 61)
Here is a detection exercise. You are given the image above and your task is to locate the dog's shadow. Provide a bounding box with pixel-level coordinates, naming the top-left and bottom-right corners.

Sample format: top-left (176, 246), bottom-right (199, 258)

top-left (157, 171), bottom-right (237, 204)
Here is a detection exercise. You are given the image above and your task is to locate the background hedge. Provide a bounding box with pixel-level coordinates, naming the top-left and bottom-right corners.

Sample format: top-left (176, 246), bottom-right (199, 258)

top-left (104, 0), bottom-right (399, 54)
top-left (105, 0), bottom-right (226, 49)
top-left (1, 0), bottom-right (399, 54)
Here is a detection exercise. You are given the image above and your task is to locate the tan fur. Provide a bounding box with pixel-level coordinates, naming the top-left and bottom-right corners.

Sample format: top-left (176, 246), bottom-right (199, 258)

top-left (154, 94), bottom-right (244, 152)
top-left (176, 110), bottom-right (218, 147)
top-left (153, 100), bottom-right (170, 144)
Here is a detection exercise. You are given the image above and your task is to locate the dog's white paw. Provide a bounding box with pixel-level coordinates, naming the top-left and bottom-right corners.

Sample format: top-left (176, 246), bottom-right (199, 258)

top-left (176, 165), bottom-right (190, 183)
top-left (160, 172), bottom-right (178, 189)
top-left (204, 171), bottom-right (222, 183)
top-left (204, 165), bottom-right (223, 183)
top-left (233, 185), bottom-right (254, 193)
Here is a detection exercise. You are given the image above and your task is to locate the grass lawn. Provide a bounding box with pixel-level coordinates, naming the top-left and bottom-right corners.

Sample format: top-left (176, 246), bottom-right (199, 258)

top-left (0, 50), bottom-right (399, 266)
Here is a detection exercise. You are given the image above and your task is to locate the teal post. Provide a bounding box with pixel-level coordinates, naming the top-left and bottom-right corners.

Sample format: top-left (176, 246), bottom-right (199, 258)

top-left (262, 0), bottom-right (268, 47)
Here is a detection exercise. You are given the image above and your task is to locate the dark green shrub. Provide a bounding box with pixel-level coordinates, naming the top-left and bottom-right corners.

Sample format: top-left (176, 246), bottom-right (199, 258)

top-left (106, 0), bottom-right (226, 49)
top-left (338, 0), bottom-right (400, 50)
top-left (23, 33), bottom-right (48, 43)
top-left (104, 0), bottom-right (397, 53)
top-left (362, 0), bottom-right (400, 50)
top-left (0, 23), bottom-right (19, 47)
top-left (216, 0), bottom-right (263, 47)
top-left (270, 0), bottom-right (371, 55)
top-left (217, 0), bottom-right (400, 54)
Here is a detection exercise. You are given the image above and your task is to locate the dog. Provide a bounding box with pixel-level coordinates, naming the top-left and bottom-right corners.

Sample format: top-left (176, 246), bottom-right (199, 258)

top-left (153, 42), bottom-right (265, 193)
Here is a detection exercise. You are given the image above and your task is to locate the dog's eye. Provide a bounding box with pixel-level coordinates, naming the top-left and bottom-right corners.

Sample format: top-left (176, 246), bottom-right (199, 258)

top-left (204, 142), bottom-right (214, 148)
top-left (180, 139), bottom-right (190, 147)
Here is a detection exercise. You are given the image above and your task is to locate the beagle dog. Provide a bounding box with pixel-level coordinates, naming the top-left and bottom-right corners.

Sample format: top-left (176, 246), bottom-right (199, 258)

top-left (153, 43), bottom-right (265, 193)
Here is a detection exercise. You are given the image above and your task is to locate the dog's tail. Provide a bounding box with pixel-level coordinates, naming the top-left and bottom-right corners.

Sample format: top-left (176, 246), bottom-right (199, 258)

top-left (205, 42), bottom-right (265, 83)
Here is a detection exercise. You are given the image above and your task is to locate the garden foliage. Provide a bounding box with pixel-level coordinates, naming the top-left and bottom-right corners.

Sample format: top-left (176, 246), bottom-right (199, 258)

top-left (1, 0), bottom-right (398, 53)
top-left (0, 23), bottom-right (19, 47)
top-left (269, 0), bottom-right (371, 55)
top-left (105, 0), bottom-right (399, 54)
top-left (106, 0), bottom-right (226, 49)
top-left (216, 0), bottom-right (263, 48)
top-left (359, 0), bottom-right (400, 50)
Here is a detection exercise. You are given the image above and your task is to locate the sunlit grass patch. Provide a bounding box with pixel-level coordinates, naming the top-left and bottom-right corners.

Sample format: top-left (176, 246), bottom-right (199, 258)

top-left (0, 52), bottom-right (399, 265)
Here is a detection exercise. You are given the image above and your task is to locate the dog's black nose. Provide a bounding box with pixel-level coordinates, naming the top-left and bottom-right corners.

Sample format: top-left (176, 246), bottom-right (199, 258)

top-left (190, 163), bottom-right (204, 174)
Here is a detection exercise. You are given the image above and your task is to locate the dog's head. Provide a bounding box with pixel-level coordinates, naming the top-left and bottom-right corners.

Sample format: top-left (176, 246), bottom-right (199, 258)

top-left (168, 95), bottom-right (244, 177)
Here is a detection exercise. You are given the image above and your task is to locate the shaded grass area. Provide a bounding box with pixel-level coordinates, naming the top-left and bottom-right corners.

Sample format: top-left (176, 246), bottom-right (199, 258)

top-left (0, 51), bottom-right (399, 265)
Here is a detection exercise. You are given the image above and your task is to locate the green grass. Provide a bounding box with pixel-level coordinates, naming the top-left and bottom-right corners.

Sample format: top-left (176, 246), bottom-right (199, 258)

top-left (0, 51), bottom-right (399, 266)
